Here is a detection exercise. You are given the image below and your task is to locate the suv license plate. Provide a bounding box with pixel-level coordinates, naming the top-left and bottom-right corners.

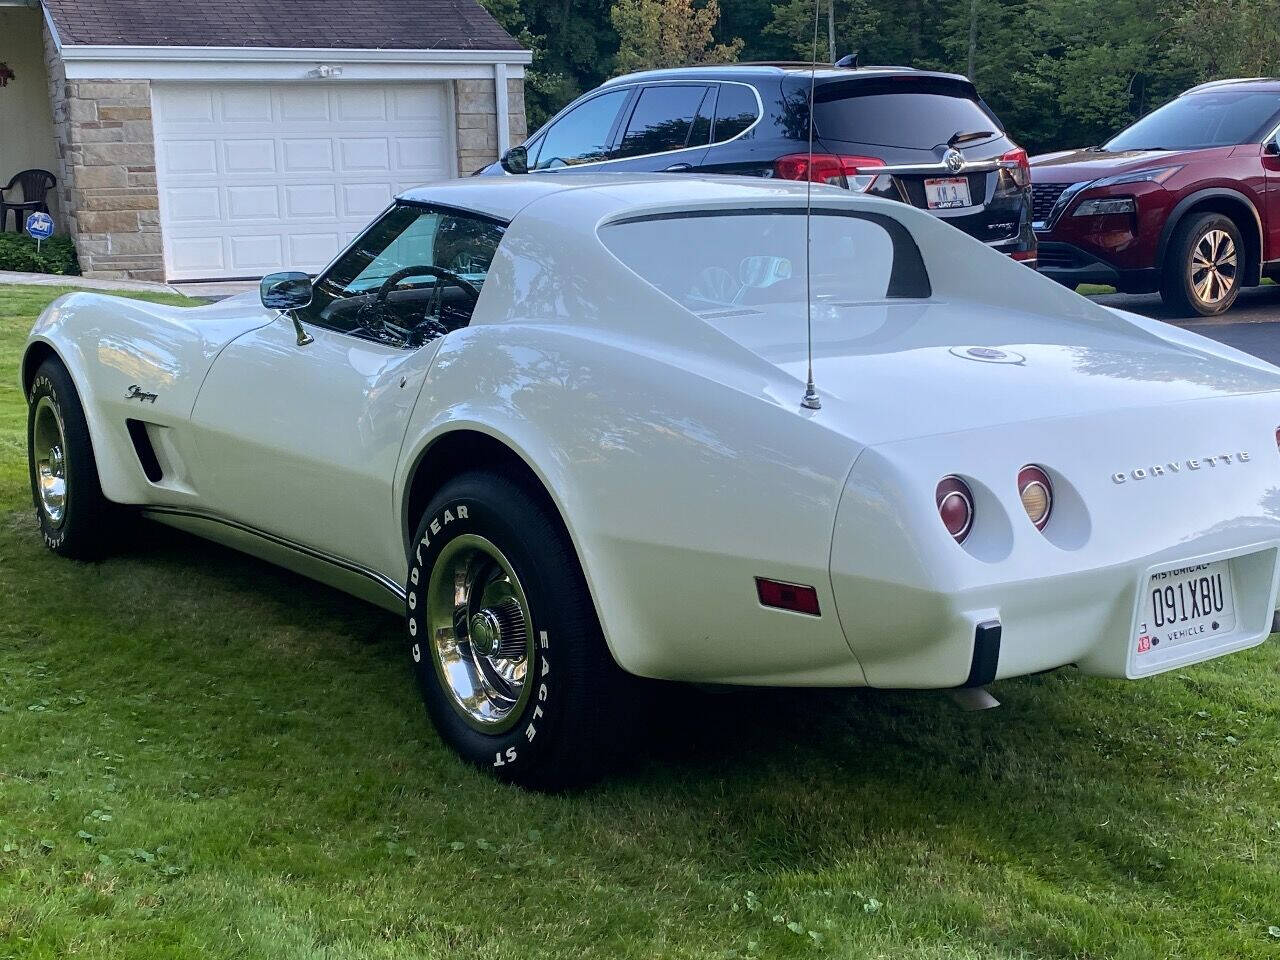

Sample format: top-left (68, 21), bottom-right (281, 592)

top-left (925, 177), bottom-right (972, 209)
top-left (1135, 560), bottom-right (1236, 657)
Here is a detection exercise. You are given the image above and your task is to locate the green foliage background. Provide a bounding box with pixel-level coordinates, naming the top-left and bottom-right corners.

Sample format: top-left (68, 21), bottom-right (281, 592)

top-left (0, 235), bottom-right (79, 276)
top-left (484, 0), bottom-right (1280, 154)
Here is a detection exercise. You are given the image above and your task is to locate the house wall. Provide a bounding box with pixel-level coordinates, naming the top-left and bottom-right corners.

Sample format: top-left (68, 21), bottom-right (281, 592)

top-left (0, 7), bottom-right (59, 226)
top-left (454, 77), bottom-right (527, 176)
top-left (43, 23), bottom-right (162, 279)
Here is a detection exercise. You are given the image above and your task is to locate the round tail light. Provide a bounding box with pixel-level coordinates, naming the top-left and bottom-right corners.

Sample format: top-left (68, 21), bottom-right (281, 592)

top-left (1018, 465), bottom-right (1053, 530)
top-left (936, 476), bottom-right (974, 543)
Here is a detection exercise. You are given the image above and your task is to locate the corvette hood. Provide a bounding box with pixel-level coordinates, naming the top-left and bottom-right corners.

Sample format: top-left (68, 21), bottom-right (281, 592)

top-left (710, 300), bottom-right (1280, 446)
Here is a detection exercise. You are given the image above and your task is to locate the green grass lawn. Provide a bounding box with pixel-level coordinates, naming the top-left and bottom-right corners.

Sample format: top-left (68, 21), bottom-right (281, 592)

top-left (1, 284), bottom-right (1279, 958)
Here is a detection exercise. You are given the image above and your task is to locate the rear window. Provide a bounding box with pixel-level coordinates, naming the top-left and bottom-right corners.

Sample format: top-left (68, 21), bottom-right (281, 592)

top-left (813, 77), bottom-right (998, 150)
top-left (1106, 91), bottom-right (1280, 151)
top-left (600, 208), bottom-right (929, 320)
top-left (712, 84), bottom-right (760, 142)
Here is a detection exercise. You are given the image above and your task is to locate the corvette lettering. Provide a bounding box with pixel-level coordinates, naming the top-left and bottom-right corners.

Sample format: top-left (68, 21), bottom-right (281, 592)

top-left (1112, 451), bottom-right (1250, 483)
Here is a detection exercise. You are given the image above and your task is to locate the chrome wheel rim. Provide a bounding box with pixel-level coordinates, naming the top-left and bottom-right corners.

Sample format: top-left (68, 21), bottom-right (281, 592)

top-left (32, 397), bottom-right (68, 525)
top-left (425, 534), bottom-right (535, 733)
top-left (1190, 228), bottom-right (1237, 305)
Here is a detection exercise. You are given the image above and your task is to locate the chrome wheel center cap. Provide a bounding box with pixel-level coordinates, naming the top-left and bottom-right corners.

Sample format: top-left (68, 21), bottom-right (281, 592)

top-left (32, 397), bottom-right (69, 526)
top-left (469, 609), bottom-right (503, 657)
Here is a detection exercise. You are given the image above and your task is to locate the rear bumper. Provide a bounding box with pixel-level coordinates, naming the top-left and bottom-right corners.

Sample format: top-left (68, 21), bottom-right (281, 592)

top-left (1035, 240), bottom-right (1159, 292)
top-left (837, 532), bottom-right (1279, 689)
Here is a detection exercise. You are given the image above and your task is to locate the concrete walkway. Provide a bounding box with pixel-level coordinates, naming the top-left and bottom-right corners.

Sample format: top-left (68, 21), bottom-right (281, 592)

top-left (0, 270), bottom-right (259, 301)
top-left (0, 269), bottom-right (186, 294)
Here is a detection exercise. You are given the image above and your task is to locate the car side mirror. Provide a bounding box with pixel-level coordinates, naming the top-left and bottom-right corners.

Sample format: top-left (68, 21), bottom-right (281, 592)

top-left (500, 144), bottom-right (529, 175)
top-left (260, 271), bottom-right (312, 310)
top-left (1265, 139), bottom-right (1280, 157)
top-left (260, 272), bottom-right (314, 346)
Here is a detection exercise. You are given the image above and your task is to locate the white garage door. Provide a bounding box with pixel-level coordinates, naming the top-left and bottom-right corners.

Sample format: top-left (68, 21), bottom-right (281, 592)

top-left (152, 82), bottom-right (455, 281)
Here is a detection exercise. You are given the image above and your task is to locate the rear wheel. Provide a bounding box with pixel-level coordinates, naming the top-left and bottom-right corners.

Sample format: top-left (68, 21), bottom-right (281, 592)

top-left (1160, 212), bottom-right (1242, 317)
top-left (26, 357), bottom-right (117, 558)
top-left (406, 470), bottom-right (631, 790)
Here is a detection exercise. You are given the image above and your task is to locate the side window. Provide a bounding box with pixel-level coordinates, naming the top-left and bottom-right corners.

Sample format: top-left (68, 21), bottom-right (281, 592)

top-left (712, 84), bottom-right (760, 143)
top-left (614, 84), bottom-right (712, 159)
top-left (306, 203), bottom-right (506, 346)
top-left (532, 89), bottom-right (630, 169)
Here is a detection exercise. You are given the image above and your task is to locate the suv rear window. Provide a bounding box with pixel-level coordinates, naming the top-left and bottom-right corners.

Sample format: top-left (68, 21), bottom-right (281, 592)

top-left (813, 77), bottom-right (998, 150)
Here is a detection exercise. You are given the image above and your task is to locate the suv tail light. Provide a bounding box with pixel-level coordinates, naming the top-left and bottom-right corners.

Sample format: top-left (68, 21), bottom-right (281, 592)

top-left (936, 476), bottom-right (974, 543)
top-left (774, 153), bottom-right (885, 191)
top-left (997, 147), bottom-right (1031, 189)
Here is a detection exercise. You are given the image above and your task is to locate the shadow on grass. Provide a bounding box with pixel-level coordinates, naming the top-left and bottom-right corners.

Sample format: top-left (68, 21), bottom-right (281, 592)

top-left (15, 510), bottom-right (1274, 899)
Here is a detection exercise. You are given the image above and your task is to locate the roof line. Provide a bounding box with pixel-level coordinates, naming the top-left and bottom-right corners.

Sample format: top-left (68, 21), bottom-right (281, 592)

top-left (57, 44), bottom-right (531, 63)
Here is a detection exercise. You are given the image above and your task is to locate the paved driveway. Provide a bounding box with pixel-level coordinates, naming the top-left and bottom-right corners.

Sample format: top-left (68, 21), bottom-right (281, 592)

top-left (1093, 285), bottom-right (1280, 366)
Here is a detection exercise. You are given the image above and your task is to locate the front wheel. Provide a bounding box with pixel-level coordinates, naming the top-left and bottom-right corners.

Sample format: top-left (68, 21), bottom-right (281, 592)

top-left (26, 357), bottom-right (117, 558)
top-left (1160, 212), bottom-right (1243, 317)
top-left (406, 471), bottom-right (630, 790)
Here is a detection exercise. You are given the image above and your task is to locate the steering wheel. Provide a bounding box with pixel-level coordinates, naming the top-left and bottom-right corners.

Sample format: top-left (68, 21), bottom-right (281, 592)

top-left (357, 265), bottom-right (482, 346)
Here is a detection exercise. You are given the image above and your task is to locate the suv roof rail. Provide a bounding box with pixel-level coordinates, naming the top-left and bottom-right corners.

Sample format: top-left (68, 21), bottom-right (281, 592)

top-left (1183, 77), bottom-right (1276, 94)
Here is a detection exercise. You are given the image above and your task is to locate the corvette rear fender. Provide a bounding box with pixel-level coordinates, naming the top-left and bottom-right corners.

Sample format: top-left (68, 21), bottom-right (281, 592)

top-left (396, 322), bottom-right (868, 685)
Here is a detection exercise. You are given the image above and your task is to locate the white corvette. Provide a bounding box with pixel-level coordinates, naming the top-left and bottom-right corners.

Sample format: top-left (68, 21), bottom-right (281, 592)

top-left (22, 174), bottom-right (1280, 788)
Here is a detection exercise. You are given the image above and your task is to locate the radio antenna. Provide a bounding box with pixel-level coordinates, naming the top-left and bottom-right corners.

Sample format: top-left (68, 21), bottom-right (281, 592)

top-left (800, 0), bottom-right (822, 411)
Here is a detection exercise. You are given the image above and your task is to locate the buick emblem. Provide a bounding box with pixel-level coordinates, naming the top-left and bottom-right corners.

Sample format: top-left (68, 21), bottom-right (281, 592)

top-left (943, 148), bottom-right (965, 174)
top-left (1112, 452), bottom-right (1251, 483)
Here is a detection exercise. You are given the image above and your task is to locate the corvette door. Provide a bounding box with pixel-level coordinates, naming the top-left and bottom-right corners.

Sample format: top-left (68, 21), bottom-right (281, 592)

top-left (189, 316), bottom-right (432, 583)
top-left (189, 201), bottom-right (506, 583)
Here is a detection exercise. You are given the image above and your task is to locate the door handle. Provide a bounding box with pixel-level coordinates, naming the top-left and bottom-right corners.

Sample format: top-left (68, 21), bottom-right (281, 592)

top-left (663, 163), bottom-right (693, 172)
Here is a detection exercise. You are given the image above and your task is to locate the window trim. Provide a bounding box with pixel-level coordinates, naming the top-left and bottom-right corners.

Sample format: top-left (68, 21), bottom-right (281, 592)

top-left (304, 199), bottom-right (510, 345)
top-left (528, 79), bottom-right (764, 170)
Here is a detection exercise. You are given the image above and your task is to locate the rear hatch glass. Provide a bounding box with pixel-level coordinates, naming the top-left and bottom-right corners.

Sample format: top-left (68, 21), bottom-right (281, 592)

top-left (814, 77), bottom-right (1001, 152)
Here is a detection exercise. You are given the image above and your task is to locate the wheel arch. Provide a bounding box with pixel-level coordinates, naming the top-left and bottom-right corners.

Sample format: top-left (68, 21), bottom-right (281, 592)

top-left (401, 427), bottom-right (567, 552)
top-left (1157, 188), bottom-right (1263, 286)
top-left (20, 339), bottom-right (63, 397)
top-left (399, 425), bottom-right (627, 668)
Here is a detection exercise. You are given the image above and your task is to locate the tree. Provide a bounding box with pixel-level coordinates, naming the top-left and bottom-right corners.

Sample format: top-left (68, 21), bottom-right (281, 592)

top-left (611, 0), bottom-right (744, 74)
top-left (1169, 0), bottom-right (1280, 78)
top-left (764, 0), bottom-right (880, 62)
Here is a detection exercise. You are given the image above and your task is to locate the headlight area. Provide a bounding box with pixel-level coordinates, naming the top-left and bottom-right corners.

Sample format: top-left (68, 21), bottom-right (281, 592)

top-left (1072, 196), bottom-right (1137, 217)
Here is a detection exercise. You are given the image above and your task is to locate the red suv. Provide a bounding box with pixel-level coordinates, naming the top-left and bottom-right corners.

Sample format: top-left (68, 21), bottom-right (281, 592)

top-left (1031, 78), bottom-right (1280, 315)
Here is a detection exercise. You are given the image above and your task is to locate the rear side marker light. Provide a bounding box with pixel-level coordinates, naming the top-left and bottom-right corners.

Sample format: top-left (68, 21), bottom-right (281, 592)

top-left (755, 577), bottom-right (821, 616)
top-left (936, 476), bottom-right (974, 543)
top-left (1018, 465), bottom-right (1053, 530)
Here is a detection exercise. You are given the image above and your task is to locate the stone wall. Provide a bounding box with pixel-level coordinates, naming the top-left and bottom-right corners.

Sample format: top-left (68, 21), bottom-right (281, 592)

top-left (454, 77), bottom-right (528, 176)
top-left (42, 26), bottom-right (162, 280)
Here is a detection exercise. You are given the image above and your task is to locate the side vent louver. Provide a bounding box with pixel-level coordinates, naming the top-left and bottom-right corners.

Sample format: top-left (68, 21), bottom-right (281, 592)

top-left (125, 419), bottom-right (163, 482)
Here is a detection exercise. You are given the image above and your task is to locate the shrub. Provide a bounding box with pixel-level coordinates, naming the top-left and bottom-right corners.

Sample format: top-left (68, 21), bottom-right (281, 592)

top-left (0, 233), bottom-right (80, 276)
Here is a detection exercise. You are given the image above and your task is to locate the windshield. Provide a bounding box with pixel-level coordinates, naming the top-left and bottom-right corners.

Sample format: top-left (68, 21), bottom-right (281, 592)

top-left (813, 77), bottom-right (1000, 150)
top-left (1106, 91), bottom-right (1280, 151)
top-left (600, 208), bottom-right (929, 324)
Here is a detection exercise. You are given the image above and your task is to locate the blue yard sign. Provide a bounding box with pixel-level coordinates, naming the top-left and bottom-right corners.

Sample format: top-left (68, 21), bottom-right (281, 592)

top-left (26, 211), bottom-right (54, 252)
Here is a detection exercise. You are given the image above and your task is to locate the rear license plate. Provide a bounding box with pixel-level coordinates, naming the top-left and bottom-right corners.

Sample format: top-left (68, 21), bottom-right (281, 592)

top-left (1135, 561), bottom-right (1236, 656)
top-left (925, 177), bottom-right (972, 209)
